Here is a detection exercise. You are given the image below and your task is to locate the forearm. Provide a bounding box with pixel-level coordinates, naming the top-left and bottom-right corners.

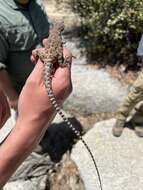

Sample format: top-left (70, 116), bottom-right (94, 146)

top-left (0, 69), bottom-right (18, 99)
top-left (0, 110), bottom-right (56, 188)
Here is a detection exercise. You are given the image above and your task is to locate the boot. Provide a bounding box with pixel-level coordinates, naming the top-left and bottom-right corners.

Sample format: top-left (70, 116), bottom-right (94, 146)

top-left (130, 111), bottom-right (143, 137)
top-left (112, 119), bottom-right (126, 137)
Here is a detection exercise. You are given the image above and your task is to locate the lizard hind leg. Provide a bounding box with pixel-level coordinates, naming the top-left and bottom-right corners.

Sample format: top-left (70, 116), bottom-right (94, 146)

top-left (63, 55), bottom-right (71, 67)
top-left (58, 53), bottom-right (65, 67)
top-left (58, 53), bottom-right (70, 68)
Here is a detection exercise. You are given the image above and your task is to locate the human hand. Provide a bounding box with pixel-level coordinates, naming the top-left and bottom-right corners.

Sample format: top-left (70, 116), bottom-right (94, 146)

top-left (0, 89), bottom-right (10, 128)
top-left (18, 48), bottom-right (72, 127)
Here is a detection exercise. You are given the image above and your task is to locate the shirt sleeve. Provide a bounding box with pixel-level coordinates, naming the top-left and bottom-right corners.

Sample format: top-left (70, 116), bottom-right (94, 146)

top-left (0, 25), bottom-right (9, 69)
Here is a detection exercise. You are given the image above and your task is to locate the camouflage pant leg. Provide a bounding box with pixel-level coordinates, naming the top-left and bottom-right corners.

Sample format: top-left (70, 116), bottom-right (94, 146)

top-left (131, 102), bottom-right (143, 124)
top-left (116, 68), bottom-right (143, 121)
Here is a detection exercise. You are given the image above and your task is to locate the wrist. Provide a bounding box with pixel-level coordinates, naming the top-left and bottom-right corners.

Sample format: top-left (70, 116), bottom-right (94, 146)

top-left (17, 111), bottom-right (57, 143)
top-left (18, 105), bottom-right (55, 127)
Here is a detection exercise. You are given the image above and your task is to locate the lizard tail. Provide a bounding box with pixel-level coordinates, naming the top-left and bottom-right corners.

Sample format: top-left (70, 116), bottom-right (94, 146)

top-left (43, 64), bottom-right (103, 190)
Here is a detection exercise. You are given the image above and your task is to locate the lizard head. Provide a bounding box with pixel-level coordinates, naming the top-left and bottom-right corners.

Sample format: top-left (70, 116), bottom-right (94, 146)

top-left (53, 20), bottom-right (64, 33)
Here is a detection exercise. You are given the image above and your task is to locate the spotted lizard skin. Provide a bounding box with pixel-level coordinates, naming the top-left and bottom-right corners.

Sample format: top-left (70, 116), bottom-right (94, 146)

top-left (36, 21), bottom-right (103, 190)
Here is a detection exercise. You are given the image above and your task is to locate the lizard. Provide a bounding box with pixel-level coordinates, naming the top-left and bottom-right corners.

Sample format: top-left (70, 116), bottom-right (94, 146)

top-left (35, 21), bottom-right (103, 190)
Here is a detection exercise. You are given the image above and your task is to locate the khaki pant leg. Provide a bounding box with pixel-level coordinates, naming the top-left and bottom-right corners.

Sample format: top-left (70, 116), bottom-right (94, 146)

top-left (131, 102), bottom-right (143, 124)
top-left (117, 68), bottom-right (143, 121)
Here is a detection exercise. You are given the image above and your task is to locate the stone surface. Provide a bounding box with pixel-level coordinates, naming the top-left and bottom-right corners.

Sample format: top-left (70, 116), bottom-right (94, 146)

top-left (4, 153), bottom-right (52, 190)
top-left (71, 119), bottom-right (143, 190)
top-left (4, 181), bottom-right (37, 190)
top-left (64, 65), bottom-right (128, 114)
top-left (48, 153), bottom-right (85, 190)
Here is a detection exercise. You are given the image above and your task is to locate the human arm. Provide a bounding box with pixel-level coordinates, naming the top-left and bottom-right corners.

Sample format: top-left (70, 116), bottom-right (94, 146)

top-left (0, 48), bottom-right (72, 188)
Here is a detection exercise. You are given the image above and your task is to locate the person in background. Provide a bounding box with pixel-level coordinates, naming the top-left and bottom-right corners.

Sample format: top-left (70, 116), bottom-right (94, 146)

top-left (112, 34), bottom-right (143, 137)
top-left (0, 0), bottom-right (50, 142)
top-left (0, 0), bottom-right (49, 108)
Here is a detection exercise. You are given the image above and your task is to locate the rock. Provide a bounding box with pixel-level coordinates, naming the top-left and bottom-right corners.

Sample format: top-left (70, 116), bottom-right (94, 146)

top-left (4, 153), bottom-right (53, 190)
top-left (9, 153), bottom-right (53, 181)
top-left (71, 119), bottom-right (143, 190)
top-left (4, 181), bottom-right (37, 190)
top-left (48, 153), bottom-right (85, 190)
top-left (64, 65), bottom-right (128, 114)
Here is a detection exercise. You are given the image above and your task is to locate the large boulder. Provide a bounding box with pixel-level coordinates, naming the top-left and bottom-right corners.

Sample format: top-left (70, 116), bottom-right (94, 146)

top-left (71, 119), bottom-right (143, 190)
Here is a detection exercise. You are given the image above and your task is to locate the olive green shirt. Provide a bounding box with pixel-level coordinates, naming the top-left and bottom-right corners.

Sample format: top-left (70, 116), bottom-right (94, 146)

top-left (0, 0), bottom-right (49, 93)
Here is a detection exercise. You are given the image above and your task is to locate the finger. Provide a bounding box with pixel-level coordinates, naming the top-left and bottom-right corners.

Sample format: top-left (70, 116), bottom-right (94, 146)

top-left (53, 63), bottom-right (71, 85)
top-left (63, 48), bottom-right (73, 65)
top-left (30, 54), bottom-right (36, 64)
top-left (42, 38), bottom-right (48, 46)
top-left (31, 48), bottom-right (45, 64)
top-left (53, 48), bottom-right (72, 78)
top-left (31, 49), bottom-right (38, 64)
top-left (63, 47), bottom-right (72, 56)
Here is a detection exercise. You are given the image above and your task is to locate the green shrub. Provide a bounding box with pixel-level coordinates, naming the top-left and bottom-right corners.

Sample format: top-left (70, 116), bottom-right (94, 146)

top-left (58, 0), bottom-right (143, 65)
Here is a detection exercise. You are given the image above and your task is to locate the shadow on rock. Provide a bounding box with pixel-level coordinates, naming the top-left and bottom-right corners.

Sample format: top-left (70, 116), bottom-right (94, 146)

top-left (125, 121), bottom-right (134, 130)
top-left (38, 117), bottom-right (83, 162)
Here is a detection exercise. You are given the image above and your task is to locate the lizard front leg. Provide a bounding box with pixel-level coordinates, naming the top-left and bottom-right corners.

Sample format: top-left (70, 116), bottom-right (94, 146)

top-left (58, 52), bottom-right (71, 68)
top-left (35, 50), bottom-right (46, 63)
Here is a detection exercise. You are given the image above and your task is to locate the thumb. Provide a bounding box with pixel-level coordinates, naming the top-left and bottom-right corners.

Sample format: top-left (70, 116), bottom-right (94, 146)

top-left (43, 38), bottom-right (48, 46)
top-left (31, 48), bottom-right (44, 64)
